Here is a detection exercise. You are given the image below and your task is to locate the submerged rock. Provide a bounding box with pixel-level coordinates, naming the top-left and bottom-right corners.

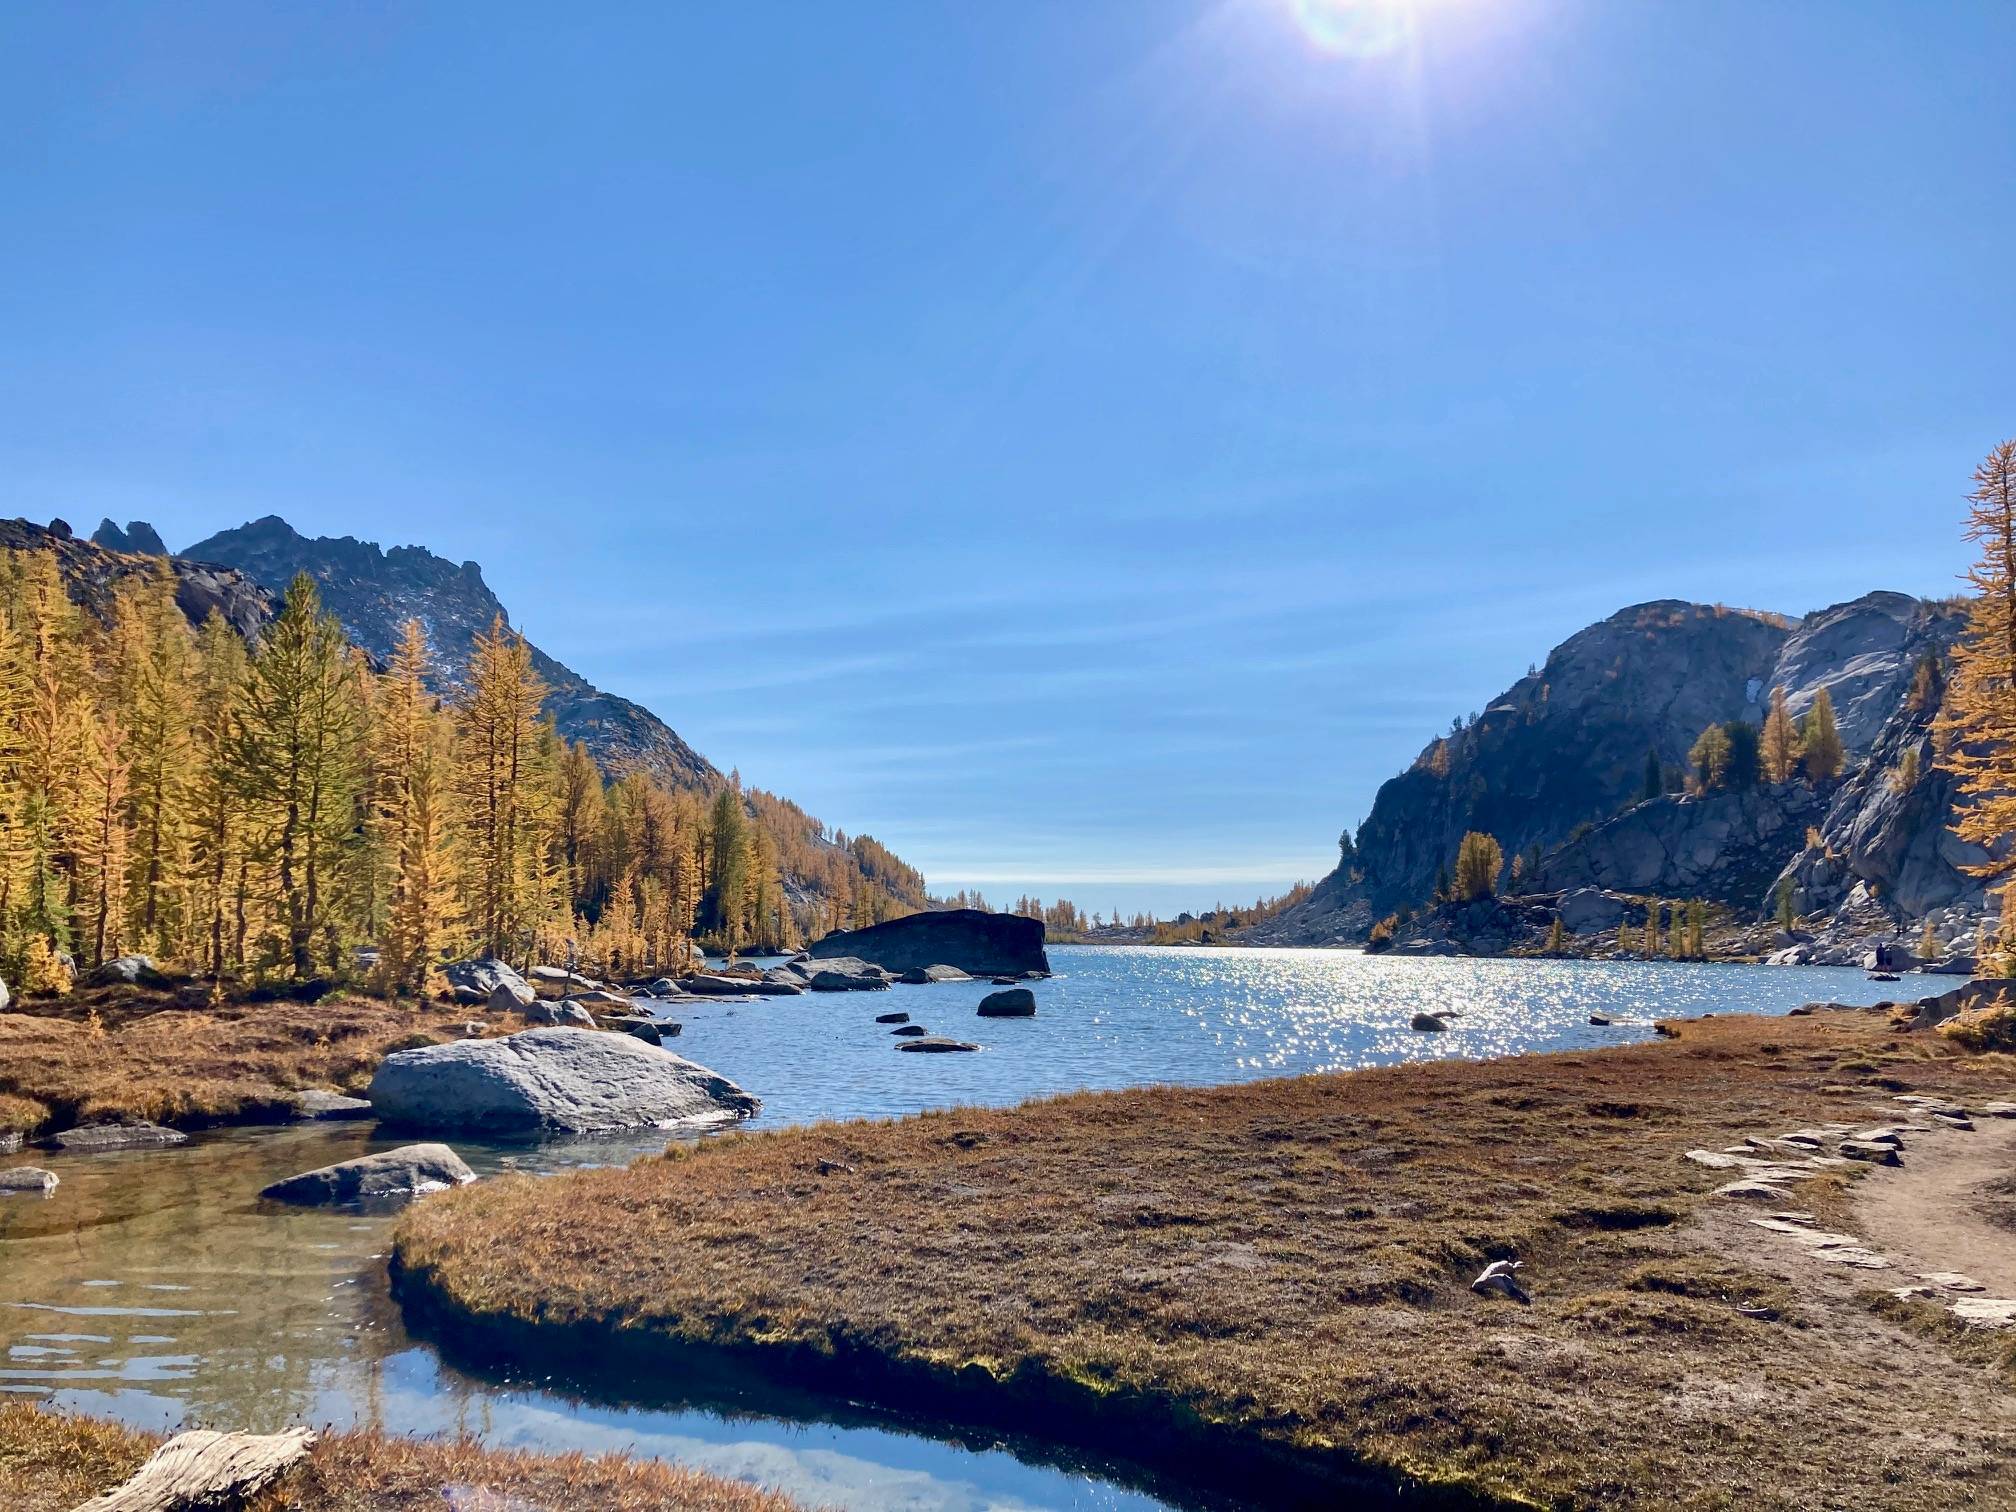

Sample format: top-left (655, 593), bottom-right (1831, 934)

top-left (977, 987), bottom-right (1036, 1017)
top-left (39, 1122), bottom-right (187, 1152)
top-left (892, 1023), bottom-right (928, 1036)
top-left (875, 1011), bottom-right (911, 1024)
top-left (810, 908), bottom-right (1049, 978)
top-left (896, 1036), bottom-right (980, 1053)
top-left (368, 1026), bottom-right (759, 1134)
top-left (260, 1143), bottom-right (475, 1206)
top-left (0, 1166), bottom-right (57, 1194)
top-left (1410, 1012), bottom-right (1448, 1032)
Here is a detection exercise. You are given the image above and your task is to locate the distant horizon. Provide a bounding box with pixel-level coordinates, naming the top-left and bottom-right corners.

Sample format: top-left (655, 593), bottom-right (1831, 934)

top-left (5, 2), bottom-right (2009, 916)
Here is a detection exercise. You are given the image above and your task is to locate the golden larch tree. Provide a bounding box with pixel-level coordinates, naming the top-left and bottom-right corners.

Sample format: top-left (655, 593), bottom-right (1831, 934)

top-left (1938, 438), bottom-right (2016, 877)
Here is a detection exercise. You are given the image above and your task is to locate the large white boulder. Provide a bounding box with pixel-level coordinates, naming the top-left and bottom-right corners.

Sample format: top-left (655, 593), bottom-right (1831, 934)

top-left (368, 1027), bottom-right (759, 1134)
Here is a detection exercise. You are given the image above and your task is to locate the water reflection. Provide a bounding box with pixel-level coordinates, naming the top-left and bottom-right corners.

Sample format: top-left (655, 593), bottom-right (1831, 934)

top-left (0, 948), bottom-right (1898, 1508)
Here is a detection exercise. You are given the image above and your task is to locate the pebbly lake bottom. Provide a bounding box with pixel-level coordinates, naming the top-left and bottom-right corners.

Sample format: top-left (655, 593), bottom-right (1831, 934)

top-left (0, 947), bottom-right (1911, 1510)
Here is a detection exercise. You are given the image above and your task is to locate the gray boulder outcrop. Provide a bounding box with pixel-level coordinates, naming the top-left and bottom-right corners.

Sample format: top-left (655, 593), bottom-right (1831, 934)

top-left (260, 1143), bottom-right (475, 1205)
top-left (976, 987), bottom-right (1036, 1017)
top-left (368, 1026), bottom-right (759, 1134)
top-left (810, 908), bottom-right (1049, 977)
top-left (444, 959), bottom-right (532, 1006)
top-left (86, 954), bottom-right (168, 988)
top-left (486, 982), bottom-right (536, 1014)
top-left (520, 999), bottom-right (596, 1028)
top-left (0, 1166), bottom-right (58, 1193)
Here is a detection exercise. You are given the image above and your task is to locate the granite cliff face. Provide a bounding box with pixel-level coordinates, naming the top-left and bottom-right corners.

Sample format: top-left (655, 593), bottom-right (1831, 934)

top-left (1256, 591), bottom-right (1973, 946)
top-left (185, 516), bottom-right (715, 789)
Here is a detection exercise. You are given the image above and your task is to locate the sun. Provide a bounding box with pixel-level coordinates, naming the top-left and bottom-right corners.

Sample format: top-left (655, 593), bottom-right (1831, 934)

top-left (1285, 0), bottom-right (1429, 58)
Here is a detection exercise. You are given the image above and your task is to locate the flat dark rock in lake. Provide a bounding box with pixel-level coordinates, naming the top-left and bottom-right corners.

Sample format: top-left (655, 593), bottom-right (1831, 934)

top-left (977, 987), bottom-right (1036, 1017)
top-left (810, 907), bottom-right (1048, 978)
top-left (875, 1011), bottom-right (910, 1024)
top-left (897, 1036), bottom-right (980, 1053)
top-left (0, 1166), bottom-right (57, 1193)
top-left (261, 1143), bottom-right (475, 1206)
top-left (40, 1122), bottom-right (188, 1152)
top-left (891, 1023), bottom-right (927, 1036)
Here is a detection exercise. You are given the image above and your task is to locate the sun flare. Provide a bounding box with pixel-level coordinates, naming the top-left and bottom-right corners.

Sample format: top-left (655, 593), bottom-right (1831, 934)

top-left (1285, 0), bottom-right (1432, 58)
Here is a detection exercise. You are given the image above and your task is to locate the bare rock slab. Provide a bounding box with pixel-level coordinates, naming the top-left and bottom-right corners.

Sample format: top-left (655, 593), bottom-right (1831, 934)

top-left (368, 1026), bottom-right (759, 1134)
top-left (40, 1123), bottom-right (188, 1153)
top-left (261, 1143), bottom-right (475, 1205)
top-left (897, 1037), bottom-right (980, 1053)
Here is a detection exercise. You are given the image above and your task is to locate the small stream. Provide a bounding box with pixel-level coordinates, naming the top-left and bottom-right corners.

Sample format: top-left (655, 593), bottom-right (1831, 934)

top-left (1, 948), bottom-right (1904, 1509)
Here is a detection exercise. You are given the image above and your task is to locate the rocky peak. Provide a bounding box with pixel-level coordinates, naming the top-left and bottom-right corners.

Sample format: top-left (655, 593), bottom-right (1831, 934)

top-left (1257, 589), bottom-right (1975, 945)
top-left (89, 518), bottom-right (168, 556)
top-left (185, 515), bottom-right (716, 789)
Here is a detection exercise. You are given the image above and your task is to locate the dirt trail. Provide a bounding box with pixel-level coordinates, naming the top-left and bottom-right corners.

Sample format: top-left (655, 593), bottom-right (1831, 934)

top-left (1854, 1116), bottom-right (2016, 1295)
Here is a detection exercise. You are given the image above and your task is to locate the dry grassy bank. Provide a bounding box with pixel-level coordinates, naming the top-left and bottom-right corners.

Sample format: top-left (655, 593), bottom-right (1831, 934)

top-left (0, 1403), bottom-right (801, 1511)
top-left (394, 1009), bottom-right (2016, 1510)
top-left (0, 985), bottom-right (479, 1138)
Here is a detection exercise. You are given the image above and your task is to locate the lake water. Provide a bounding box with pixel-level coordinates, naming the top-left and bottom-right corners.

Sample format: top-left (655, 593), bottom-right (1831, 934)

top-left (0, 947), bottom-right (1905, 1510)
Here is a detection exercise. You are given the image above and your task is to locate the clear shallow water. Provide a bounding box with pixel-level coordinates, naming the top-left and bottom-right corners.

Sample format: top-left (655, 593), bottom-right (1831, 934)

top-left (0, 947), bottom-right (1902, 1510)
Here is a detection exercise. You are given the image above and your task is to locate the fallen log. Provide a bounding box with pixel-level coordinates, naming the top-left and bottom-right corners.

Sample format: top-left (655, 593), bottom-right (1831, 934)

top-left (72, 1426), bottom-right (314, 1511)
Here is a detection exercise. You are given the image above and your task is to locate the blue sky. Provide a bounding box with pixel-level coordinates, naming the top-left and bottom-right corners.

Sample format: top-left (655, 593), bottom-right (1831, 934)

top-left (3, 1), bottom-right (2012, 918)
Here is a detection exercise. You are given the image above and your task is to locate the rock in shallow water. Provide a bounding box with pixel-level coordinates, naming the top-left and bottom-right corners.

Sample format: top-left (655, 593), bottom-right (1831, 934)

top-left (977, 988), bottom-right (1036, 1017)
top-left (292, 1089), bottom-right (374, 1121)
top-left (260, 1143), bottom-right (475, 1206)
top-left (897, 1037), bottom-right (979, 1053)
top-left (1410, 1012), bottom-right (1448, 1032)
top-left (368, 1026), bottom-right (759, 1134)
top-left (40, 1122), bottom-right (187, 1153)
top-left (0, 1166), bottom-right (57, 1193)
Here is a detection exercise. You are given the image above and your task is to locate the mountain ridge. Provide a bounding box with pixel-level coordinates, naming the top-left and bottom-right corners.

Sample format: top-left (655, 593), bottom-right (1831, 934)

top-left (183, 515), bottom-right (717, 790)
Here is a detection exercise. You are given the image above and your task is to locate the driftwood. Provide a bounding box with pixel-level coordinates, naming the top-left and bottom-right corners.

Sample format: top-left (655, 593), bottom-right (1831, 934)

top-left (72, 1427), bottom-right (315, 1511)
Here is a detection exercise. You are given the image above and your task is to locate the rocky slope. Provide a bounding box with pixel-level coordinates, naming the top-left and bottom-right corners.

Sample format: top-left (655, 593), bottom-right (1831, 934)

top-left (0, 516), bottom-right (271, 639)
top-left (183, 515), bottom-right (715, 788)
top-left (1250, 591), bottom-right (1976, 950)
